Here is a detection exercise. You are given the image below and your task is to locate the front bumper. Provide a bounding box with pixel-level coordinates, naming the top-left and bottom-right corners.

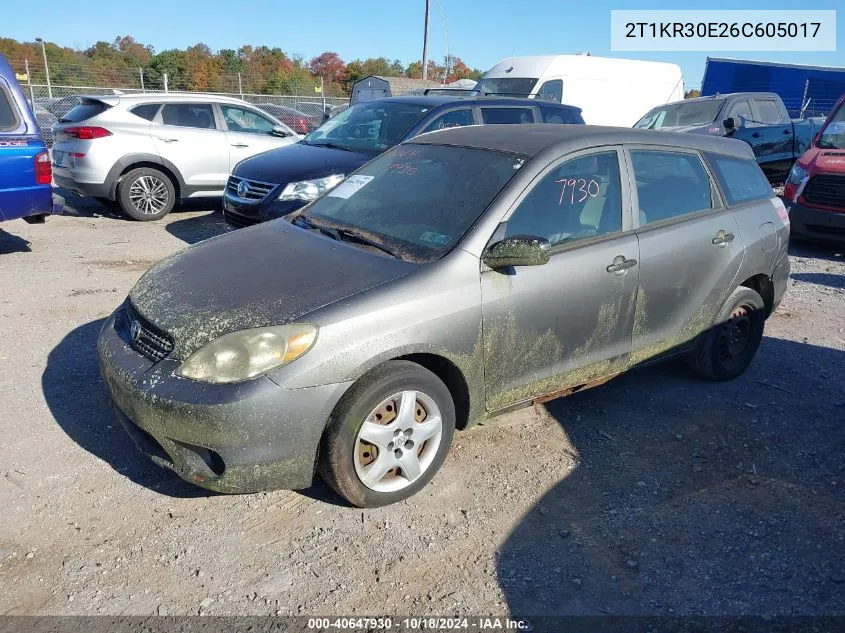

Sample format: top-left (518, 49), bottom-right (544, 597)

top-left (787, 200), bottom-right (845, 244)
top-left (96, 309), bottom-right (352, 493)
top-left (222, 192), bottom-right (305, 229)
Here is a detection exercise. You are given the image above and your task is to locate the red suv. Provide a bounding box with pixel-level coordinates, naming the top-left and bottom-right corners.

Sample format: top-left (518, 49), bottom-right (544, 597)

top-left (784, 93), bottom-right (845, 244)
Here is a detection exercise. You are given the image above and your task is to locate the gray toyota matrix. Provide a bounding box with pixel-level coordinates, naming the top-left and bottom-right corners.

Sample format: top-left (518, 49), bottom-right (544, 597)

top-left (97, 125), bottom-right (790, 508)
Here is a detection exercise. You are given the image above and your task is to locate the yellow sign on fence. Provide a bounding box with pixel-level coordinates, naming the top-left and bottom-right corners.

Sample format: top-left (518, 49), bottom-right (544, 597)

top-left (314, 85), bottom-right (322, 93)
top-left (15, 73), bottom-right (28, 82)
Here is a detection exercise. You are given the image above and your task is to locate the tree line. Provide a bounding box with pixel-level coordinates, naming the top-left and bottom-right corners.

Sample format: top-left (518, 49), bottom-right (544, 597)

top-left (0, 36), bottom-right (484, 96)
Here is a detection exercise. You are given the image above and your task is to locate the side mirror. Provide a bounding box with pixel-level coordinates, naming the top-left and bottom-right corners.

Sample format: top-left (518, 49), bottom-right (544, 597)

top-left (482, 235), bottom-right (551, 269)
top-left (271, 125), bottom-right (291, 137)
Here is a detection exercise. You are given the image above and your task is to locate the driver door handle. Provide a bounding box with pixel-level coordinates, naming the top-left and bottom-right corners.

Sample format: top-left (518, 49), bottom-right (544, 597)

top-left (231, 143), bottom-right (249, 148)
top-left (606, 256), bottom-right (638, 275)
top-left (751, 132), bottom-right (761, 138)
top-left (712, 231), bottom-right (735, 247)
top-left (157, 137), bottom-right (179, 143)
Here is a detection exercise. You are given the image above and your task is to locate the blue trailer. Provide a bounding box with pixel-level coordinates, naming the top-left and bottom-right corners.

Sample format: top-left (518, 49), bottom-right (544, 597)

top-left (701, 57), bottom-right (845, 119)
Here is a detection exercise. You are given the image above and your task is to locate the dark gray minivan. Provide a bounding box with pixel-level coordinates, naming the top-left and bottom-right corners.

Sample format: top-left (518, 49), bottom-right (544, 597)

top-left (98, 125), bottom-right (790, 508)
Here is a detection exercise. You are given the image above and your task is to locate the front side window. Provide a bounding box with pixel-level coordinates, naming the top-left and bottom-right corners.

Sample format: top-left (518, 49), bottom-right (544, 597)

top-left (630, 150), bottom-right (713, 225)
top-left (0, 83), bottom-right (19, 130)
top-left (536, 80), bottom-right (563, 103)
top-left (706, 153), bottom-right (773, 205)
top-left (300, 144), bottom-right (524, 262)
top-left (421, 108), bottom-right (474, 134)
top-left (303, 101), bottom-right (431, 153)
top-left (160, 103), bottom-right (216, 130)
top-left (221, 105), bottom-right (276, 134)
top-left (505, 152), bottom-right (622, 247)
top-left (725, 99), bottom-right (752, 122)
top-left (754, 99), bottom-right (783, 125)
top-left (818, 103), bottom-right (845, 150)
top-left (481, 107), bottom-right (534, 125)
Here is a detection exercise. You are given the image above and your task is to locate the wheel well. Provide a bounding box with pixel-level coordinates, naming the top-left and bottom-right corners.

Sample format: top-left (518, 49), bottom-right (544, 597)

top-left (397, 353), bottom-right (471, 430)
top-left (117, 162), bottom-right (180, 198)
top-left (741, 274), bottom-right (774, 316)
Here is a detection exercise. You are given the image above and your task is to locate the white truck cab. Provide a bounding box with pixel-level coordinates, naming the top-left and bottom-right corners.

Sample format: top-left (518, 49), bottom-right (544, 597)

top-left (474, 55), bottom-right (684, 127)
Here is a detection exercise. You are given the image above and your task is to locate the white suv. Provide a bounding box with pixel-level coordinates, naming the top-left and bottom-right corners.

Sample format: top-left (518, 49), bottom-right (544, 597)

top-left (52, 94), bottom-right (301, 221)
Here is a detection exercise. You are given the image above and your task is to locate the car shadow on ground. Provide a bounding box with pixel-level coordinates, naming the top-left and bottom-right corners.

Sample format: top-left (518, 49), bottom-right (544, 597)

top-left (0, 228), bottom-right (31, 254)
top-left (42, 318), bottom-right (209, 498)
top-left (164, 208), bottom-right (229, 245)
top-left (497, 336), bottom-right (845, 626)
top-left (791, 272), bottom-right (845, 290)
top-left (788, 239), bottom-right (844, 263)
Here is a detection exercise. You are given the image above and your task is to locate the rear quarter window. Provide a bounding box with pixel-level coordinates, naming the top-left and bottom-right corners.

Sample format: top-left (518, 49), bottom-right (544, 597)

top-left (705, 153), bottom-right (773, 205)
top-left (481, 107), bottom-right (534, 124)
top-left (130, 103), bottom-right (161, 121)
top-left (0, 83), bottom-right (20, 131)
top-left (539, 107), bottom-right (582, 124)
top-left (61, 102), bottom-right (109, 123)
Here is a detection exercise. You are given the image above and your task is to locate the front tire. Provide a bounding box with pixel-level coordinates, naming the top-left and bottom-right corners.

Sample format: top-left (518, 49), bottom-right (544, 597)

top-left (117, 167), bottom-right (175, 221)
top-left (318, 361), bottom-right (456, 508)
top-left (686, 286), bottom-right (766, 381)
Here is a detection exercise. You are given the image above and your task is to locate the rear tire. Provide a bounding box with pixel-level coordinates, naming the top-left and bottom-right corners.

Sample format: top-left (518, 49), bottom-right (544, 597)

top-left (685, 286), bottom-right (765, 381)
top-left (318, 361), bottom-right (456, 508)
top-left (117, 167), bottom-right (176, 221)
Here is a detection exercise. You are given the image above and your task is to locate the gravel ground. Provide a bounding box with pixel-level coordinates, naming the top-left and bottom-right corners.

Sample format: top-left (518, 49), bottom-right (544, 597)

top-left (0, 195), bottom-right (843, 621)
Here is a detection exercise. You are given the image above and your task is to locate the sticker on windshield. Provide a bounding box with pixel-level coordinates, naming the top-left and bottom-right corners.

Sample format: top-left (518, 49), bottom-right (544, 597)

top-left (420, 230), bottom-right (451, 246)
top-left (327, 175), bottom-right (374, 199)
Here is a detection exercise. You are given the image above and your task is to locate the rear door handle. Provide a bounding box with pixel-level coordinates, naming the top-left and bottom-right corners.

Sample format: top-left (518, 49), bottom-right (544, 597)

top-left (712, 230), bottom-right (735, 247)
top-left (751, 132), bottom-right (761, 138)
top-left (606, 255), bottom-right (638, 275)
top-left (157, 137), bottom-right (179, 143)
top-left (783, 129), bottom-right (792, 134)
top-left (231, 143), bottom-right (249, 148)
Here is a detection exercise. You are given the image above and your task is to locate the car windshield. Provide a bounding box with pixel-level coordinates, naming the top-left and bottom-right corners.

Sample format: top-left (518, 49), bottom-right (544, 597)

top-left (297, 144), bottom-right (525, 263)
top-left (473, 77), bottom-right (539, 97)
top-left (818, 105), bottom-right (845, 149)
top-left (634, 99), bottom-right (726, 129)
top-left (302, 101), bottom-right (431, 153)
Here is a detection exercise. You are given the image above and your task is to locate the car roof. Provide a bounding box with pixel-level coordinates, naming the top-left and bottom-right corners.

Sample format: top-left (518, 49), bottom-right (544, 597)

top-left (657, 92), bottom-right (781, 108)
top-left (410, 124), bottom-right (756, 160)
top-left (371, 94), bottom-right (581, 111)
top-left (80, 93), bottom-right (257, 107)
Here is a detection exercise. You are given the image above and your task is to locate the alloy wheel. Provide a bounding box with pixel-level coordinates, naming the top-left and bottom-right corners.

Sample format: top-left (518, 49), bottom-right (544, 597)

top-left (128, 176), bottom-right (169, 215)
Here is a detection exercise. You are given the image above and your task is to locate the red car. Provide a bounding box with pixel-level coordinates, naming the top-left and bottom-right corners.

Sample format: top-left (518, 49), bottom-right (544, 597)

top-left (256, 103), bottom-right (314, 135)
top-left (784, 93), bottom-right (845, 244)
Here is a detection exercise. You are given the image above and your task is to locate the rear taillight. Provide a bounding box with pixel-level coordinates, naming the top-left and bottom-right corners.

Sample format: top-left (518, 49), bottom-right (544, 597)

top-left (772, 197), bottom-right (790, 227)
top-left (34, 151), bottom-right (52, 185)
top-left (64, 126), bottom-right (112, 140)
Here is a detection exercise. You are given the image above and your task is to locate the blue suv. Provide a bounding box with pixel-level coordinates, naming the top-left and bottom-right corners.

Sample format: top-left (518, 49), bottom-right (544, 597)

top-left (0, 54), bottom-right (63, 225)
top-left (223, 95), bottom-right (583, 228)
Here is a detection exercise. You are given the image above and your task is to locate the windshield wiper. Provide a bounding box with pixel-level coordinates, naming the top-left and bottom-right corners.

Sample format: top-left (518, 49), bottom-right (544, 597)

top-left (333, 228), bottom-right (403, 260)
top-left (306, 141), bottom-right (354, 152)
top-left (293, 214), bottom-right (402, 259)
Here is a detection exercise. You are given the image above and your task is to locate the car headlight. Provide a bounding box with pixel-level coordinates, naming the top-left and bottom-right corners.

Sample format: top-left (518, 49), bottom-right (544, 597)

top-left (786, 163), bottom-right (808, 186)
top-left (278, 174), bottom-right (344, 201)
top-left (175, 324), bottom-right (317, 384)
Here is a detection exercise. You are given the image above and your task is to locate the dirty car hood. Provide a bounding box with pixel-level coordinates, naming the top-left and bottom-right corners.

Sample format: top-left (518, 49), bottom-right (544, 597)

top-left (129, 221), bottom-right (417, 358)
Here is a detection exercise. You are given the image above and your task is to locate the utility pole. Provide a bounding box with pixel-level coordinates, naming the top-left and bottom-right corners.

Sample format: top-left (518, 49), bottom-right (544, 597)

top-left (238, 72), bottom-right (244, 99)
top-left (421, 0), bottom-right (430, 80)
top-left (163, 73), bottom-right (169, 93)
top-left (35, 37), bottom-right (52, 99)
top-left (24, 60), bottom-right (35, 108)
top-left (139, 67), bottom-right (145, 92)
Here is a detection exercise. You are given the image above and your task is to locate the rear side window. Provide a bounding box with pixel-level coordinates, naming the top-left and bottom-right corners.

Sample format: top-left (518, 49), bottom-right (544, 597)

top-left (706, 153), bottom-right (773, 205)
top-left (422, 108), bottom-right (474, 133)
top-left (130, 103), bottom-right (161, 121)
top-left (536, 80), bottom-right (563, 103)
top-left (161, 103), bottom-right (216, 129)
top-left (754, 99), bottom-right (783, 125)
top-left (481, 107), bottom-right (535, 124)
top-left (0, 83), bottom-right (19, 130)
top-left (630, 150), bottom-right (713, 226)
top-left (61, 102), bottom-right (109, 123)
top-left (539, 107), bottom-right (581, 124)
